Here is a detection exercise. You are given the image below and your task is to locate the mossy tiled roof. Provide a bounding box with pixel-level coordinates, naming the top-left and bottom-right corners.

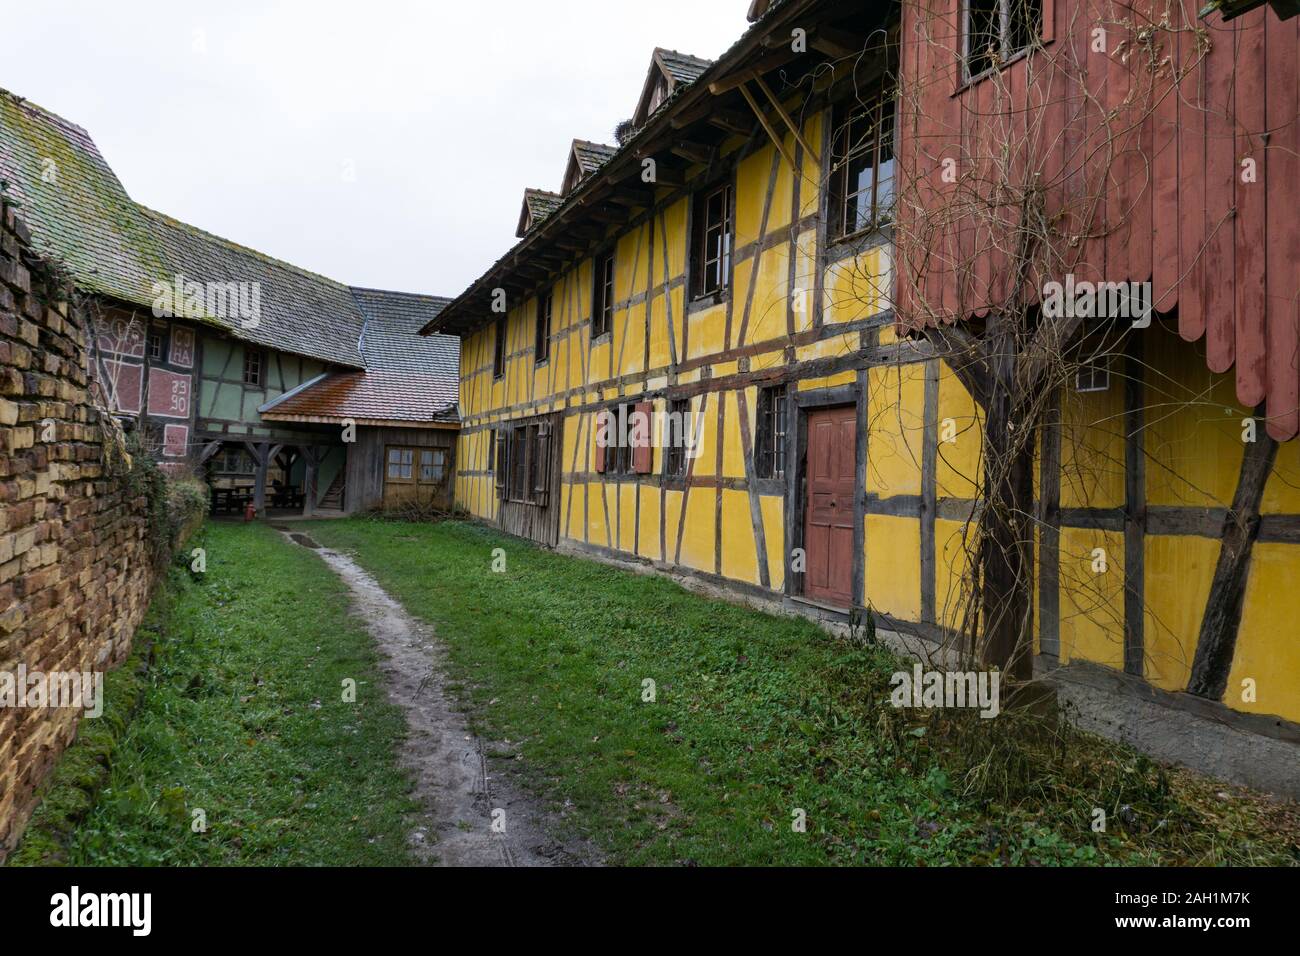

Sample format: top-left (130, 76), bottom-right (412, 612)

top-left (0, 89), bottom-right (441, 373)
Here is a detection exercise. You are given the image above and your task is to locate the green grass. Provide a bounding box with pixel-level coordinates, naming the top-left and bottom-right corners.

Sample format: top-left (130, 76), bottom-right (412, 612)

top-left (306, 517), bottom-right (1299, 867)
top-left (12, 521), bottom-right (417, 866)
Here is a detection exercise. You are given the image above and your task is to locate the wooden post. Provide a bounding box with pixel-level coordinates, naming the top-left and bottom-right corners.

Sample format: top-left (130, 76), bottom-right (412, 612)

top-left (249, 442), bottom-right (269, 515)
top-left (303, 446), bottom-right (321, 518)
top-left (1187, 422), bottom-right (1278, 699)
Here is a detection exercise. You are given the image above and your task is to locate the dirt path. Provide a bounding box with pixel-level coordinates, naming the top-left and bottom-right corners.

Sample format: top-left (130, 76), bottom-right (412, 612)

top-left (279, 528), bottom-right (596, 867)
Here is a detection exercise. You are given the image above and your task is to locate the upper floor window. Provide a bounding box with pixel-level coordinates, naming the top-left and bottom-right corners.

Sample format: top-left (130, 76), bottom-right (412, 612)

top-left (691, 182), bottom-right (733, 299)
top-left (493, 314), bottom-right (507, 379)
top-left (147, 329), bottom-right (164, 361)
top-left (830, 92), bottom-right (895, 240)
top-left (243, 348), bottom-right (263, 386)
top-left (593, 251), bottom-right (615, 338)
top-left (755, 384), bottom-right (788, 480)
top-left (535, 290), bottom-right (552, 363)
top-left (965, 0), bottom-right (1043, 81)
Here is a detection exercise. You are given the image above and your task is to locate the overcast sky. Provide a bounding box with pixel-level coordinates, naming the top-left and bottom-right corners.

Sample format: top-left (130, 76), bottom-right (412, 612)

top-left (3, 0), bottom-right (748, 297)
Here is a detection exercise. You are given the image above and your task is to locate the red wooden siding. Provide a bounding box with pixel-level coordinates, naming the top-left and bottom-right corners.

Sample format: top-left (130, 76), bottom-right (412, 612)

top-left (897, 1), bottom-right (1300, 439)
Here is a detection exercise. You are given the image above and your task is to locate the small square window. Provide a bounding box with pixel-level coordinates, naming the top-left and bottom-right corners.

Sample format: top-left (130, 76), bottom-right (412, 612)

top-left (1075, 356), bottom-right (1110, 393)
top-left (243, 348), bottom-right (263, 386)
top-left (147, 330), bottom-right (164, 361)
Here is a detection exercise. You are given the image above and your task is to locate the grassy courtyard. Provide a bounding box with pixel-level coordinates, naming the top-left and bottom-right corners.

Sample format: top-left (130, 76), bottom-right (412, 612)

top-left (10, 521), bottom-right (417, 866)
top-left (12, 517), bottom-right (1296, 867)
top-left (305, 517), bottom-right (1299, 867)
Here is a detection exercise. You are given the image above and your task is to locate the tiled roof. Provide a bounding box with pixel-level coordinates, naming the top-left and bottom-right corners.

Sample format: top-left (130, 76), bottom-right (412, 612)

top-left (0, 88), bottom-right (453, 375)
top-left (572, 140), bottom-right (617, 174)
top-left (517, 188), bottom-right (563, 236)
top-left (260, 288), bottom-right (460, 425)
top-left (0, 91), bottom-right (171, 310)
top-left (143, 207), bottom-right (367, 367)
top-left (259, 370), bottom-right (457, 425)
top-left (351, 287), bottom-right (459, 387)
top-left (656, 48), bottom-right (713, 85)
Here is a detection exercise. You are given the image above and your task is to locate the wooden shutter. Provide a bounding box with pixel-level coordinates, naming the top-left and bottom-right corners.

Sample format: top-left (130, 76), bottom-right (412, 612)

top-left (632, 401), bottom-right (653, 474)
top-left (594, 410), bottom-right (608, 474)
top-left (494, 429), bottom-right (507, 498)
top-left (533, 421), bottom-right (551, 507)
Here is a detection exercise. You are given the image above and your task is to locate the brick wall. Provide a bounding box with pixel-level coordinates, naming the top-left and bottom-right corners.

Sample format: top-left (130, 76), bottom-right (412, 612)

top-left (0, 198), bottom-right (164, 858)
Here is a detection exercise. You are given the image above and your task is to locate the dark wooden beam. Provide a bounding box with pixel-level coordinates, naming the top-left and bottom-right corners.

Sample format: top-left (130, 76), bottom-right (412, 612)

top-left (670, 141), bottom-right (714, 165)
top-left (1187, 422), bottom-right (1279, 699)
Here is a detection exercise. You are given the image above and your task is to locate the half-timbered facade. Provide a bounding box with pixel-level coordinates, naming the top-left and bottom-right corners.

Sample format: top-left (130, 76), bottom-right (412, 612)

top-left (426, 0), bottom-right (1300, 780)
top-left (0, 89), bottom-right (460, 515)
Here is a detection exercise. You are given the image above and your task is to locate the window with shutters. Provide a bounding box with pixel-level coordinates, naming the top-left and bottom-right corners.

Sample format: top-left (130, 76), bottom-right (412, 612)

top-left (756, 385), bottom-right (788, 480)
top-left (494, 418), bottom-right (552, 505)
top-left (597, 402), bottom-right (653, 477)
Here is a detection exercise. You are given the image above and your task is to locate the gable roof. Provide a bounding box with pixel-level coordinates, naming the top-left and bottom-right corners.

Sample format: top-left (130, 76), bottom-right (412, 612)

top-left (633, 48), bottom-right (714, 127)
top-left (516, 188), bottom-right (563, 238)
top-left (561, 139), bottom-right (618, 195)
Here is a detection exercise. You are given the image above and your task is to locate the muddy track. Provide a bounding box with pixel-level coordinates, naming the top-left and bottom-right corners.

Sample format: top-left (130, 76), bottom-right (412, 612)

top-left (278, 527), bottom-right (598, 867)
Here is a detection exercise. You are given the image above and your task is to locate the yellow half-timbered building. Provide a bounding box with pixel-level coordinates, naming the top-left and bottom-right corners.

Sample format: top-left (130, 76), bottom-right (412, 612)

top-left (424, 0), bottom-right (1300, 790)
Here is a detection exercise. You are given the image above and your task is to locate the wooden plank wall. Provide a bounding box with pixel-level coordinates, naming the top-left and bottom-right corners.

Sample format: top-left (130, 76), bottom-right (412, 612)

top-left (898, 0), bottom-right (1300, 438)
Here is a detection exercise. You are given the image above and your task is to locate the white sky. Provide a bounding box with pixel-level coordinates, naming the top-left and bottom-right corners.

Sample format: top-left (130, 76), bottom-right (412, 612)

top-left (3, 0), bottom-right (749, 297)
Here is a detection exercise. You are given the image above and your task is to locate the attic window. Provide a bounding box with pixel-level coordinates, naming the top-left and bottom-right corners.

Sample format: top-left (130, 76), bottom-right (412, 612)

top-left (691, 182), bottom-right (733, 299)
top-left (647, 75), bottom-right (669, 116)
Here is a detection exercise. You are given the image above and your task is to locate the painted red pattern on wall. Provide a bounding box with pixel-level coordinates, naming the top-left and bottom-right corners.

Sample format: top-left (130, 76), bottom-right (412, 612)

top-left (147, 367), bottom-right (192, 419)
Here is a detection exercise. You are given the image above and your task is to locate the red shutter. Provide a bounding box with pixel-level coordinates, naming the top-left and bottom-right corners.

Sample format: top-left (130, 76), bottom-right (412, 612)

top-left (632, 401), bottom-right (653, 474)
top-left (593, 410), bottom-right (608, 474)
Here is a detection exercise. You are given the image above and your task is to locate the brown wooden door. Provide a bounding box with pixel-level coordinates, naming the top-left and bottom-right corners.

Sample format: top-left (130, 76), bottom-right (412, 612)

top-left (804, 405), bottom-right (857, 607)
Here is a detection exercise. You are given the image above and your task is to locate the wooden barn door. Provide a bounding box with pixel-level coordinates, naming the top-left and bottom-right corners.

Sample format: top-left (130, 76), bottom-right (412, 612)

top-left (803, 405), bottom-right (856, 607)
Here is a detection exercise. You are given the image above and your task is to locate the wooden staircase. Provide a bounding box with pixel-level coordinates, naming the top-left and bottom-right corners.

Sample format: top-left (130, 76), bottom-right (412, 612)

top-left (317, 471), bottom-right (345, 512)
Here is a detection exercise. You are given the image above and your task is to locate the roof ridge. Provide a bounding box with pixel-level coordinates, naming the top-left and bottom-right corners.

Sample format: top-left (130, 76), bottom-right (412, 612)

top-left (349, 285), bottom-right (454, 304)
top-left (0, 88), bottom-right (94, 140)
top-left (655, 47), bottom-right (713, 63)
